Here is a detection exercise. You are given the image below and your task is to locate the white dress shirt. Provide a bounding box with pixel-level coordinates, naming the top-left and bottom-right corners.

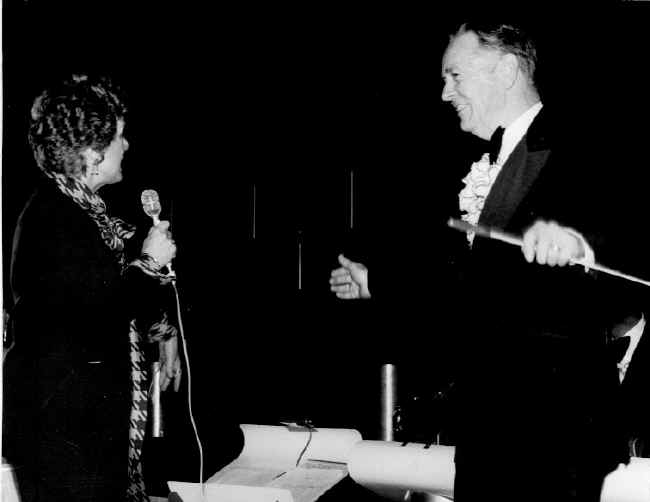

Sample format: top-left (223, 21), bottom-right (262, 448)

top-left (617, 315), bottom-right (645, 383)
top-left (496, 101), bottom-right (543, 166)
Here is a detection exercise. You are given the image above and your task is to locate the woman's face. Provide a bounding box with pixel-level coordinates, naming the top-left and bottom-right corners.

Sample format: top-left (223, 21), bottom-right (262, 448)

top-left (95, 119), bottom-right (129, 187)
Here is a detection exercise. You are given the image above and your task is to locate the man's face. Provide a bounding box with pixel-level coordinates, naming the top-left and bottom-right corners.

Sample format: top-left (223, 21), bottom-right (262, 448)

top-left (441, 31), bottom-right (504, 140)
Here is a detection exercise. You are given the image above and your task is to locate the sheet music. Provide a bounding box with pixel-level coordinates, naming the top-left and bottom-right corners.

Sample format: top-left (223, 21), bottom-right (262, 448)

top-left (348, 440), bottom-right (455, 499)
top-left (269, 460), bottom-right (348, 502)
top-left (170, 424), bottom-right (362, 502)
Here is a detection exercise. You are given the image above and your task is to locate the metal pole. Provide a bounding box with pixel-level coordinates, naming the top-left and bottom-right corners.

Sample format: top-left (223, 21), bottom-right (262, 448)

top-left (350, 169), bottom-right (354, 230)
top-left (151, 361), bottom-right (164, 437)
top-left (380, 363), bottom-right (397, 441)
top-left (252, 183), bottom-right (256, 240)
top-left (297, 230), bottom-right (302, 291)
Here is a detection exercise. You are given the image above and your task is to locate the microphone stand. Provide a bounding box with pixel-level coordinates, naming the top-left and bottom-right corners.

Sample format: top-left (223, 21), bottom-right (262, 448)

top-left (380, 363), bottom-right (397, 441)
top-left (150, 361), bottom-right (164, 438)
top-left (144, 211), bottom-right (175, 439)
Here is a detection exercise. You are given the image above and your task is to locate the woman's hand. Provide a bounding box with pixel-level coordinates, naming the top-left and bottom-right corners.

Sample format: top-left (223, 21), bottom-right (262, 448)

top-left (159, 337), bottom-right (181, 392)
top-left (142, 220), bottom-right (176, 268)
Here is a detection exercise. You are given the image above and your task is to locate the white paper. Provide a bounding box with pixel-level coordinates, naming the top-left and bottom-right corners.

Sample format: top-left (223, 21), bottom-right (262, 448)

top-left (233, 424), bottom-right (362, 469)
top-left (209, 466), bottom-right (287, 487)
top-left (268, 460), bottom-right (349, 502)
top-left (170, 424), bottom-right (362, 502)
top-left (1, 463), bottom-right (21, 502)
top-left (168, 480), bottom-right (294, 502)
top-left (348, 441), bottom-right (455, 499)
top-left (600, 457), bottom-right (650, 502)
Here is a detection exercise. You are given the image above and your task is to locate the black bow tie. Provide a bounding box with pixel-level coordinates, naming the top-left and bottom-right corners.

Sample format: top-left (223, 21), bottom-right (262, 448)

top-left (609, 336), bottom-right (631, 363)
top-left (488, 127), bottom-right (504, 164)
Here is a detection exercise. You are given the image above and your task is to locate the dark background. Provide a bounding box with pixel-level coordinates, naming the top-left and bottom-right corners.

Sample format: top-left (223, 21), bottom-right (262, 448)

top-left (4, 0), bottom-right (650, 486)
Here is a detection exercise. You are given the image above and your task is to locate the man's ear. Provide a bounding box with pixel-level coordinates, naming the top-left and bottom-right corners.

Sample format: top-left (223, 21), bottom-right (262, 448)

top-left (496, 53), bottom-right (519, 89)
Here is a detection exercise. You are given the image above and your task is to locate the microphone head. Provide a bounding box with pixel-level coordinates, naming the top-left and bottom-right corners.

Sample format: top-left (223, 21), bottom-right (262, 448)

top-left (141, 189), bottom-right (161, 218)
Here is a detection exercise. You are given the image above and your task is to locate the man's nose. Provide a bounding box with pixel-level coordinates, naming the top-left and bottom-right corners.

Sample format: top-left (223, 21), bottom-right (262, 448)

top-left (441, 82), bottom-right (454, 102)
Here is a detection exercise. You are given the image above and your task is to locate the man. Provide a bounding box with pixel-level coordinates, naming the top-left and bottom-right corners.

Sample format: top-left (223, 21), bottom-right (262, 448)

top-left (331, 21), bottom-right (622, 501)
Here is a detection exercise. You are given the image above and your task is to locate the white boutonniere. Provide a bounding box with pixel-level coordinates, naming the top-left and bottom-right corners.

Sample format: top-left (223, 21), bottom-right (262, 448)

top-left (458, 153), bottom-right (502, 244)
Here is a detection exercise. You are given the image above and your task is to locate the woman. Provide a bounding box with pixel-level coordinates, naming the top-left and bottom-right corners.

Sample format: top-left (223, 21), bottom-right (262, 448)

top-left (3, 74), bottom-right (179, 501)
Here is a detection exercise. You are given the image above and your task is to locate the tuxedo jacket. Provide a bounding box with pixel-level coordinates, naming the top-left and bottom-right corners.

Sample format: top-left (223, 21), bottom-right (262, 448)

top-left (450, 109), bottom-right (623, 488)
top-left (461, 109), bottom-right (610, 343)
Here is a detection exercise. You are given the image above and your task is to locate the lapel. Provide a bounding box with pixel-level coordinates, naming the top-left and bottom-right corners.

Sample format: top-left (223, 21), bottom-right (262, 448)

top-left (478, 110), bottom-right (551, 232)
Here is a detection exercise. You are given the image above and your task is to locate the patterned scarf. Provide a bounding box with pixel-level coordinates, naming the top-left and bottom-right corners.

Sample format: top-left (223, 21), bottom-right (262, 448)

top-left (44, 170), bottom-right (136, 262)
top-left (44, 170), bottom-right (177, 501)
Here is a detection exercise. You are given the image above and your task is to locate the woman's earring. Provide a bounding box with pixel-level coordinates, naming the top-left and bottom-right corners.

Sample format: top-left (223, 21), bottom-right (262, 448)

top-left (81, 148), bottom-right (103, 176)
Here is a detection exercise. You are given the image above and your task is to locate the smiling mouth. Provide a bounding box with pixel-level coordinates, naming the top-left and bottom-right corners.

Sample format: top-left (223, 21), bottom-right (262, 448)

top-left (454, 104), bottom-right (467, 115)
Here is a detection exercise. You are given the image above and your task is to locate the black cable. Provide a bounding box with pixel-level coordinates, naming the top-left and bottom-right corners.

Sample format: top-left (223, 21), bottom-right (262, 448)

top-left (295, 428), bottom-right (314, 467)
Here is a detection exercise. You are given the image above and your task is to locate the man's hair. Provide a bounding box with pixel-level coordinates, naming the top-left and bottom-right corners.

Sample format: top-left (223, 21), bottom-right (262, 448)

top-left (456, 21), bottom-right (537, 85)
top-left (29, 74), bottom-right (127, 178)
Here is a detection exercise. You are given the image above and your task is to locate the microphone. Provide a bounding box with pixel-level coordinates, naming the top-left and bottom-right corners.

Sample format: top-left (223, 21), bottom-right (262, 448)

top-left (141, 189), bottom-right (162, 224)
top-left (141, 189), bottom-right (175, 278)
top-left (447, 218), bottom-right (650, 288)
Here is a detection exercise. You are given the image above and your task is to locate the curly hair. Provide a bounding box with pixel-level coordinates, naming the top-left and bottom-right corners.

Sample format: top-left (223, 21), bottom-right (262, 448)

top-left (28, 74), bottom-right (128, 179)
top-left (456, 21), bottom-right (538, 85)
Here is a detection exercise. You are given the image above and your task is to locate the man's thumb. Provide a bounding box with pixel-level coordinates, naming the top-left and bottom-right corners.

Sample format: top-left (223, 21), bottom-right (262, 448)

top-left (338, 253), bottom-right (352, 268)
